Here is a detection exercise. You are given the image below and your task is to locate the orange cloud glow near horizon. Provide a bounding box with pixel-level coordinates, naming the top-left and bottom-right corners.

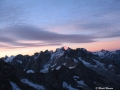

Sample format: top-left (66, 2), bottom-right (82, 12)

top-left (0, 39), bottom-right (120, 58)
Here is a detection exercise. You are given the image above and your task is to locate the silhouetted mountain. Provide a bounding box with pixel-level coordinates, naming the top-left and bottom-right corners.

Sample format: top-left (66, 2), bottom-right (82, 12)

top-left (0, 47), bottom-right (120, 90)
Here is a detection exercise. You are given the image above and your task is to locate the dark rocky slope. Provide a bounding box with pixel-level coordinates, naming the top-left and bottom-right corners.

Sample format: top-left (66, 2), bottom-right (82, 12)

top-left (1, 47), bottom-right (120, 90)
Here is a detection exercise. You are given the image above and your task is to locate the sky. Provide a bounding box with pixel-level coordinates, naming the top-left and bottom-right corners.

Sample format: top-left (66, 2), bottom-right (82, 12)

top-left (0, 0), bottom-right (120, 57)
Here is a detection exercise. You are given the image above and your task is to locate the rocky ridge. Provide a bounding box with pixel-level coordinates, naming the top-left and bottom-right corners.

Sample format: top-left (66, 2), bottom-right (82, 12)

top-left (0, 47), bottom-right (120, 90)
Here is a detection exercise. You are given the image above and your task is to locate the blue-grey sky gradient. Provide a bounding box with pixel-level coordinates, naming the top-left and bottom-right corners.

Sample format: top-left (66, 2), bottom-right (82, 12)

top-left (0, 0), bottom-right (120, 55)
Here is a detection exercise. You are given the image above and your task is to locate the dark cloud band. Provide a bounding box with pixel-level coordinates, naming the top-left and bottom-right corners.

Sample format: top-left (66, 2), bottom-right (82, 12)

top-left (0, 25), bottom-right (95, 48)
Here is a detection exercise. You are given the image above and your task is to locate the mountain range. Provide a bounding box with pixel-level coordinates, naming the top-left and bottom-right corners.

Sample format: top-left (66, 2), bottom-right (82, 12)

top-left (0, 47), bottom-right (120, 90)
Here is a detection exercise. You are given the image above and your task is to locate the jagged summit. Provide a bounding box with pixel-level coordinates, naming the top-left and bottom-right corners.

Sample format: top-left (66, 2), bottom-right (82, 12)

top-left (63, 46), bottom-right (68, 50)
top-left (55, 46), bottom-right (69, 51)
top-left (0, 47), bottom-right (120, 90)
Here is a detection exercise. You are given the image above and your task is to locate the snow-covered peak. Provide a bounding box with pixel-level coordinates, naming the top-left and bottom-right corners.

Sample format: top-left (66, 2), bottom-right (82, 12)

top-left (56, 46), bottom-right (69, 51)
top-left (26, 70), bottom-right (34, 73)
top-left (92, 49), bottom-right (110, 58)
top-left (55, 47), bottom-right (65, 54)
top-left (4, 56), bottom-right (15, 63)
top-left (93, 51), bottom-right (105, 58)
top-left (51, 48), bottom-right (64, 60)
top-left (92, 50), bottom-right (117, 58)
top-left (63, 46), bottom-right (68, 50)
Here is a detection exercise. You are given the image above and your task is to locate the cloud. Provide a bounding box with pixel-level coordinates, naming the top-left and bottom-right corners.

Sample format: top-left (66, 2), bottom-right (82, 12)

top-left (0, 43), bottom-right (61, 49)
top-left (106, 0), bottom-right (120, 12)
top-left (0, 0), bottom-right (120, 50)
top-left (2, 25), bottom-right (95, 42)
top-left (0, 25), bottom-right (96, 49)
top-left (98, 30), bottom-right (120, 38)
top-left (76, 21), bottom-right (120, 39)
top-left (0, 0), bottom-right (27, 28)
top-left (78, 22), bottom-right (113, 30)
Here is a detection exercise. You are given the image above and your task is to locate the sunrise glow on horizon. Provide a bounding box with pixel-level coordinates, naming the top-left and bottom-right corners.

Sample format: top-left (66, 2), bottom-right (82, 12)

top-left (0, 0), bottom-right (120, 57)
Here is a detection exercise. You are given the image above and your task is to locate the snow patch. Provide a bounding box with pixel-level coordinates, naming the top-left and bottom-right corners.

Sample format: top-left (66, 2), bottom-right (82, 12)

top-left (63, 63), bottom-right (66, 66)
top-left (78, 57), bottom-right (91, 67)
top-left (69, 66), bottom-right (76, 69)
top-left (77, 80), bottom-right (87, 86)
top-left (93, 59), bottom-right (106, 70)
top-left (10, 81), bottom-right (21, 90)
top-left (73, 59), bottom-right (78, 63)
top-left (108, 64), bottom-right (114, 68)
top-left (73, 76), bottom-right (79, 79)
top-left (26, 70), bottom-right (34, 73)
top-left (16, 60), bottom-right (22, 64)
top-left (93, 51), bottom-right (105, 58)
top-left (4, 56), bottom-right (15, 63)
top-left (92, 65), bottom-right (97, 68)
top-left (63, 82), bottom-right (78, 90)
top-left (40, 63), bottom-right (50, 73)
top-left (21, 79), bottom-right (45, 90)
top-left (50, 48), bottom-right (64, 60)
top-left (56, 66), bottom-right (61, 70)
top-left (34, 53), bottom-right (40, 60)
top-left (50, 63), bottom-right (56, 68)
